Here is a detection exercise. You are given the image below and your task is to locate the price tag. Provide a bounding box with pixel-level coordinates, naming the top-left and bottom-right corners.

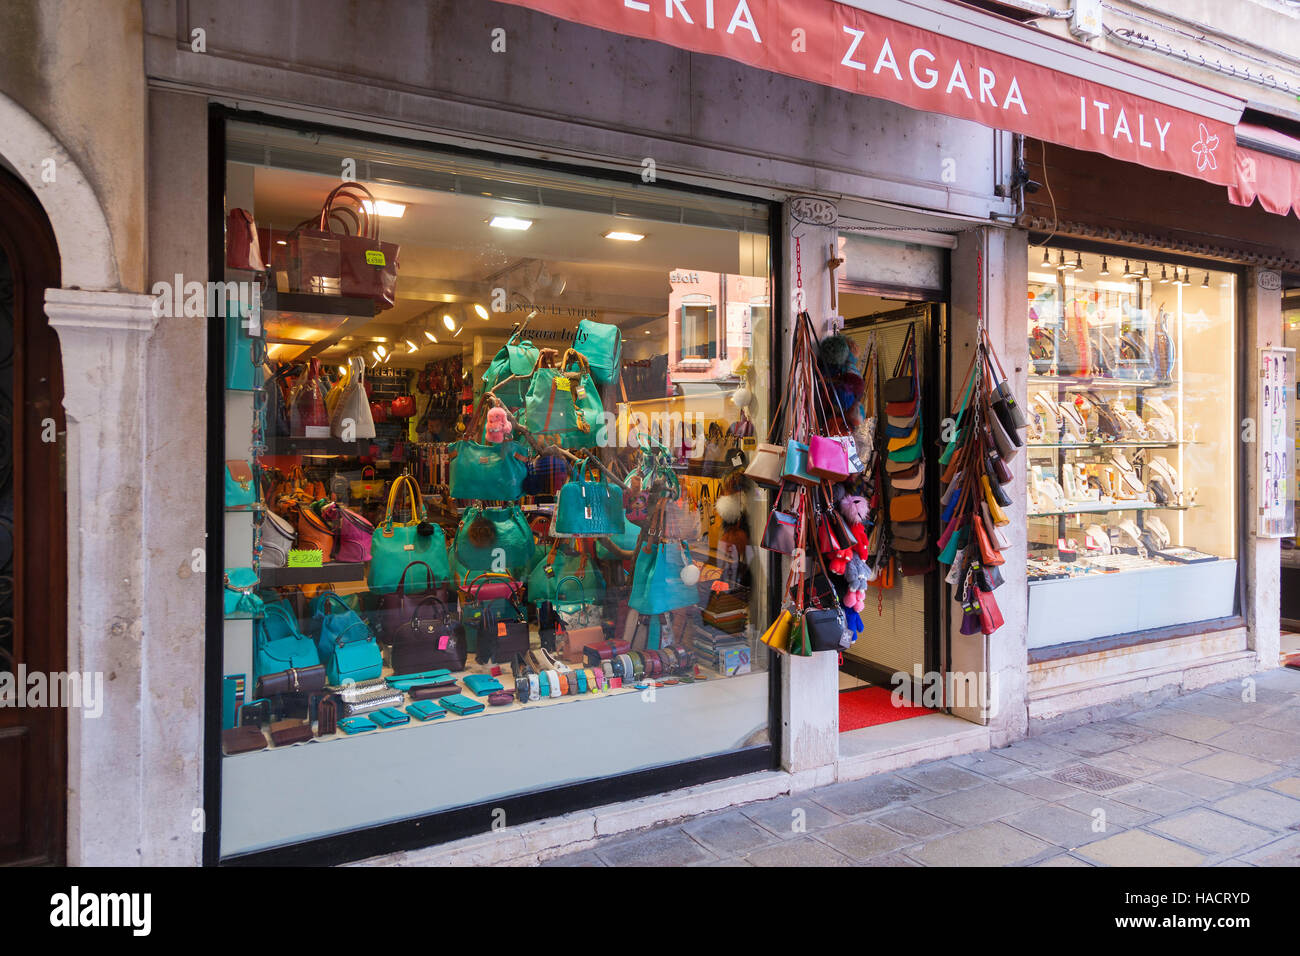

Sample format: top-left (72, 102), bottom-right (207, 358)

top-left (364, 249), bottom-right (387, 267)
top-left (554, 376), bottom-right (572, 392)
top-left (497, 622), bottom-right (508, 637)
top-left (287, 549), bottom-right (323, 568)
top-left (437, 634), bottom-right (450, 650)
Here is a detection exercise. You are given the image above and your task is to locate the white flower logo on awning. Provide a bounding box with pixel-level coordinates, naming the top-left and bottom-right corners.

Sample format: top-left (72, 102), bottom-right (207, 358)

top-left (1192, 123), bottom-right (1219, 173)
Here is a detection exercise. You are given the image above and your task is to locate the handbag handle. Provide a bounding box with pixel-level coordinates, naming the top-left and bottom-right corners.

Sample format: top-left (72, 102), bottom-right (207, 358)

top-left (382, 474), bottom-right (427, 527)
top-left (315, 592), bottom-right (354, 617)
top-left (362, 465), bottom-right (376, 480)
top-left (396, 560), bottom-right (436, 596)
top-left (554, 575), bottom-right (587, 604)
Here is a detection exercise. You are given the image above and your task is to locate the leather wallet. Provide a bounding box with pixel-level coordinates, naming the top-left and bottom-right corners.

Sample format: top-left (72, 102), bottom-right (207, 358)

top-left (406, 700), bottom-right (446, 721)
top-left (369, 706), bottom-right (410, 728)
top-left (256, 664), bottom-right (327, 698)
top-left (438, 693), bottom-right (486, 716)
top-left (316, 694), bottom-right (338, 737)
top-left (386, 669), bottom-right (453, 691)
top-left (487, 690), bottom-right (515, 706)
top-left (464, 673), bottom-right (504, 697)
top-left (269, 719), bottom-right (314, 747)
top-left (222, 724), bottom-right (267, 755)
top-left (338, 716), bottom-right (376, 735)
top-left (409, 682), bottom-right (460, 700)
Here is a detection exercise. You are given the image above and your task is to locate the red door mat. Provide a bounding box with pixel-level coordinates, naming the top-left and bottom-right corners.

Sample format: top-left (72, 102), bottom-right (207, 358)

top-left (839, 686), bottom-right (933, 732)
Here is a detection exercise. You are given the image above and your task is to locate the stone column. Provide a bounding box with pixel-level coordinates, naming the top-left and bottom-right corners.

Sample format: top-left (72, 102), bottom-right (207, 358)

top-left (45, 287), bottom-right (158, 866)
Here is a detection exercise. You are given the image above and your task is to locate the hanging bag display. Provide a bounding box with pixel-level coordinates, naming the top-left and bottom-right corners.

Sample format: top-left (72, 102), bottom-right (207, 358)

top-left (368, 475), bottom-right (451, 594)
top-left (480, 330), bottom-right (540, 415)
top-left (574, 317), bottom-right (623, 385)
top-left (521, 348), bottom-right (604, 447)
top-left (449, 400), bottom-right (530, 501)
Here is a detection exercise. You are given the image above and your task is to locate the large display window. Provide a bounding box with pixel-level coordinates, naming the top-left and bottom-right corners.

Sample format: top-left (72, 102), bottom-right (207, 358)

top-left (1024, 245), bottom-right (1239, 648)
top-left (214, 118), bottom-right (776, 859)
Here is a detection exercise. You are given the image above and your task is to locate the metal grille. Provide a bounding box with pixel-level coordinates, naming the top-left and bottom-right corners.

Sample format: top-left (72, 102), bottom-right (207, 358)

top-left (1051, 764), bottom-right (1135, 792)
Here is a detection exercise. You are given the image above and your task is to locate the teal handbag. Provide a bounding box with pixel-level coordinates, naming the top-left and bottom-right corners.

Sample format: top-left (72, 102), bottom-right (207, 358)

top-left (323, 619), bottom-right (383, 686)
top-left (225, 300), bottom-right (266, 392)
top-left (480, 335), bottom-right (539, 414)
top-left (449, 437), bottom-right (529, 501)
top-left (310, 592), bottom-right (369, 660)
top-left (224, 460), bottom-right (257, 509)
top-left (521, 349), bottom-right (604, 448)
top-left (223, 568), bottom-right (263, 616)
top-left (254, 602), bottom-right (319, 679)
top-left (554, 457), bottom-right (622, 536)
top-left (596, 515), bottom-right (642, 560)
top-left (368, 475), bottom-right (451, 594)
top-left (629, 539), bottom-right (698, 615)
top-left (574, 318), bottom-right (622, 385)
top-left (782, 439), bottom-right (820, 486)
top-left (526, 545), bottom-right (606, 606)
top-left (453, 504), bottom-right (535, 578)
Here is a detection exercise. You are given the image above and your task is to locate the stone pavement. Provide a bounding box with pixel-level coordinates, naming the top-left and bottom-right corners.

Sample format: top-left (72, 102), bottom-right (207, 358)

top-left (544, 667), bottom-right (1300, 867)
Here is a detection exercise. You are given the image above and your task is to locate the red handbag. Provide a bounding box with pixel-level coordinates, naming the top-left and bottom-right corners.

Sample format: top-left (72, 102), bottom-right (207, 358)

top-left (290, 358), bottom-right (330, 437)
top-left (225, 208), bottom-right (264, 271)
top-left (370, 401), bottom-right (389, 424)
top-left (287, 183), bottom-right (400, 311)
top-left (978, 587), bottom-right (1004, 635)
top-left (390, 395), bottom-right (416, 417)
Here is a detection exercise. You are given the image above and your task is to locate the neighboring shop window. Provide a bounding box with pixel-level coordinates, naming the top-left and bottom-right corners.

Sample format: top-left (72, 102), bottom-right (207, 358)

top-left (218, 120), bottom-right (773, 857)
top-left (1024, 246), bottom-right (1238, 648)
top-left (1284, 288), bottom-right (1300, 567)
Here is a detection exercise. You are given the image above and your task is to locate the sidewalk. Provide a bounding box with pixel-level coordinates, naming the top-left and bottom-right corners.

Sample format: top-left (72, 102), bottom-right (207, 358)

top-left (544, 667), bottom-right (1300, 867)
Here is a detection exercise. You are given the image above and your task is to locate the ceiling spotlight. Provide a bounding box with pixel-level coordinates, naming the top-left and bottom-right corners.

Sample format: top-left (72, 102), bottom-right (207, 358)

top-left (361, 200), bottom-right (407, 218)
top-left (1040, 248), bottom-right (1052, 268)
top-left (1055, 250), bottom-right (1068, 271)
top-left (474, 304), bottom-right (490, 320)
top-left (442, 314), bottom-right (456, 331)
top-left (425, 330), bottom-right (438, 343)
top-left (605, 231), bottom-right (645, 242)
top-left (376, 344), bottom-right (387, 358)
top-left (406, 339), bottom-right (419, 353)
top-left (338, 365), bottom-right (348, 376)
top-left (1072, 253), bottom-right (1084, 272)
top-left (1140, 263), bottom-right (1151, 282)
top-left (490, 216), bottom-right (533, 231)
top-left (454, 325), bottom-right (463, 337)
top-left (1158, 264), bottom-right (1169, 284)
top-left (1099, 257), bottom-right (1110, 276)
top-left (371, 349), bottom-right (380, 362)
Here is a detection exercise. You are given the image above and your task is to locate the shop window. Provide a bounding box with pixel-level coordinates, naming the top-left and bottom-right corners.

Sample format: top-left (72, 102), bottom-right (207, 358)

top-left (217, 119), bottom-right (774, 859)
top-left (1024, 246), bottom-right (1239, 648)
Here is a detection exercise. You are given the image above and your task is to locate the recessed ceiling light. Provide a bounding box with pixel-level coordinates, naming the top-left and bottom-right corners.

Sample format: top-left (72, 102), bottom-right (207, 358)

top-left (376, 344), bottom-right (387, 358)
top-left (474, 304), bottom-right (490, 319)
top-left (442, 314), bottom-right (456, 331)
top-left (361, 200), bottom-right (406, 218)
top-left (276, 240), bottom-right (288, 246)
top-left (490, 216), bottom-right (533, 231)
top-left (425, 330), bottom-right (438, 343)
top-left (605, 231), bottom-right (645, 242)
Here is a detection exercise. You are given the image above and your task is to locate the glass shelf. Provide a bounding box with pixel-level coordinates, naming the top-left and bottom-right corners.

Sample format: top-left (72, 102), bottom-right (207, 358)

top-left (1027, 441), bottom-right (1190, 451)
top-left (225, 503), bottom-right (266, 513)
top-left (1027, 374), bottom-right (1175, 390)
top-left (1028, 501), bottom-right (1195, 518)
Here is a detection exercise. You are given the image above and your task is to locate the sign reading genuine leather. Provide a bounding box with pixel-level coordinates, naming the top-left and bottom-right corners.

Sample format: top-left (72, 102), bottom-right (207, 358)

top-left (499, 0), bottom-right (1237, 186)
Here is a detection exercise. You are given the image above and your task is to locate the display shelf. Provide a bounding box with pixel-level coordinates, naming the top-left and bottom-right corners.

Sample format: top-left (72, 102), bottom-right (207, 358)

top-left (224, 610), bottom-right (266, 622)
top-left (262, 435), bottom-right (372, 457)
top-left (1028, 501), bottom-right (1194, 518)
top-left (260, 289), bottom-right (378, 364)
top-left (225, 503), bottom-right (265, 513)
top-left (261, 563), bottom-right (367, 587)
top-left (1027, 441), bottom-right (1191, 451)
top-left (1027, 374), bottom-right (1175, 390)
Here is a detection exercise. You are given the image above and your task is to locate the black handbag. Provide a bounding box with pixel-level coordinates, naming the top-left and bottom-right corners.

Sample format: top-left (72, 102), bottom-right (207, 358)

top-left (389, 594), bottom-right (468, 673)
top-left (761, 507), bottom-right (800, 554)
top-left (475, 599), bottom-right (531, 664)
top-left (804, 606), bottom-right (848, 653)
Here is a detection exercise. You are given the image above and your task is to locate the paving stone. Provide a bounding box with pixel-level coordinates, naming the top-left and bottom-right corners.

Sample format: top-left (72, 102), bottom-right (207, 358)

top-left (689, 857), bottom-right (754, 866)
top-left (1002, 774), bottom-right (1088, 801)
top-left (1202, 679), bottom-right (1297, 707)
top-left (999, 739), bottom-right (1078, 770)
top-left (594, 828), bottom-right (717, 867)
top-left (873, 806), bottom-right (959, 839)
top-left (1083, 751), bottom-right (1167, 780)
top-left (1205, 725), bottom-right (1300, 763)
top-left (1124, 709), bottom-right (1235, 742)
top-left (909, 822), bottom-right (1053, 867)
top-left (1238, 833), bottom-right (1300, 866)
top-left (1039, 725), bottom-right (1137, 757)
top-left (1212, 789), bottom-right (1300, 829)
top-left (1120, 736), bottom-right (1218, 766)
top-left (1267, 776), bottom-right (1300, 798)
top-left (743, 837), bottom-right (852, 867)
top-left (1248, 705), bottom-right (1300, 734)
top-left (1183, 752), bottom-right (1280, 784)
top-left (814, 821), bottom-right (913, 861)
top-left (1109, 784), bottom-right (1200, 816)
top-left (742, 795), bottom-right (845, 838)
top-left (1075, 830), bottom-right (1206, 867)
top-left (1148, 809), bottom-right (1278, 855)
top-left (682, 811), bottom-right (781, 856)
top-left (918, 783), bottom-right (1044, 826)
top-left (809, 776), bottom-right (927, 817)
top-left (855, 852), bottom-right (922, 867)
top-left (540, 849), bottom-right (607, 867)
top-left (1246, 669), bottom-right (1300, 693)
top-left (1147, 769), bottom-right (1240, 800)
top-left (1058, 793), bottom-right (1157, 830)
top-left (1003, 804), bottom-right (1113, 849)
top-left (897, 762), bottom-right (990, 794)
top-left (1033, 854), bottom-right (1094, 867)
top-left (949, 751), bottom-right (1032, 780)
top-left (1168, 691), bottom-right (1276, 722)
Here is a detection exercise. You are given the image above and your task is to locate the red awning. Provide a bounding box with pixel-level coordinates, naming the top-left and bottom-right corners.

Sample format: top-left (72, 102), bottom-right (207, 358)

top-left (497, 0), bottom-right (1243, 186)
top-left (1228, 123), bottom-right (1300, 219)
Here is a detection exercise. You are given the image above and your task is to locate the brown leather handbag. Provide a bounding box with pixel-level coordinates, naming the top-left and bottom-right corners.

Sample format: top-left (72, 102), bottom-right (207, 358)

top-left (890, 493), bottom-right (925, 523)
top-left (295, 504), bottom-right (336, 561)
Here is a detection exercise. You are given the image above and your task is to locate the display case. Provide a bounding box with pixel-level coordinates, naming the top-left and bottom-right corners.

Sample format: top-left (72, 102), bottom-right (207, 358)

top-left (1024, 247), bottom-right (1238, 648)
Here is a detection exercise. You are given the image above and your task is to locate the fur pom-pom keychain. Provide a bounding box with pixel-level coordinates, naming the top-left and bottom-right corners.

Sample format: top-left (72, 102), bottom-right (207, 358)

top-left (715, 469), bottom-right (753, 527)
top-left (467, 513), bottom-right (497, 549)
top-left (839, 495), bottom-right (869, 524)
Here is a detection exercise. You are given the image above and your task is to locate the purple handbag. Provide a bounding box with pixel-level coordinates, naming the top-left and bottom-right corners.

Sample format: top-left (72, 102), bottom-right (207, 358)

top-left (334, 505), bottom-right (374, 563)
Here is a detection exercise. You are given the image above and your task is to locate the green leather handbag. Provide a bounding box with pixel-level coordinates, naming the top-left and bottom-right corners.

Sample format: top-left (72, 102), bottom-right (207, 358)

top-left (368, 475), bottom-right (450, 594)
top-left (554, 457), bottom-right (623, 536)
top-left (449, 437), bottom-right (529, 501)
top-left (453, 504), bottom-right (535, 579)
top-left (522, 349), bottom-right (604, 449)
top-left (574, 318), bottom-right (623, 385)
top-left (480, 334), bottom-right (539, 414)
top-left (628, 538), bottom-right (697, 615)
top-left (526, 544), bottom-right (606, 606)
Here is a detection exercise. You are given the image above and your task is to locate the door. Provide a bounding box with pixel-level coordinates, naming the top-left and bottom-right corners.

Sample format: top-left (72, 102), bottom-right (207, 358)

top-left (0, 168), bottom-right (67, 865)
